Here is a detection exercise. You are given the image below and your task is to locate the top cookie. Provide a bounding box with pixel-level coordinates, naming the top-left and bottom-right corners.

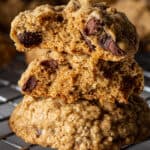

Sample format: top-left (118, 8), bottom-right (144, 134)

top-left (10, 0), bottom-right (139, 61)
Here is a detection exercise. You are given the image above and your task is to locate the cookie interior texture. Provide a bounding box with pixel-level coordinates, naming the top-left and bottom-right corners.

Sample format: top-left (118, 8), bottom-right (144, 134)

top-left (18, 51), bottom-right (144, 103)
top-left (10, 0), bottom-right (139, 61)
top-left (9, 95), bottom-right (150, 150)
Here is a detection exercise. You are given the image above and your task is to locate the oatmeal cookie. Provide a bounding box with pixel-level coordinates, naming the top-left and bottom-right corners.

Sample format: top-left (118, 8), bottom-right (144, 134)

top-left (10, 0), bottom-right (139, 61)
top-left (0, 32), bottom-right (16, 67)
top-left (18, 51), bottom-right (144, 103)
top-left (9, 95), bottom-right (150, 150)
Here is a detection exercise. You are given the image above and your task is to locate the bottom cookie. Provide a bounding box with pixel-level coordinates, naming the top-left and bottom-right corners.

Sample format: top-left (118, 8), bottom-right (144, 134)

top-left (9, 95), bottom-right (150, 150)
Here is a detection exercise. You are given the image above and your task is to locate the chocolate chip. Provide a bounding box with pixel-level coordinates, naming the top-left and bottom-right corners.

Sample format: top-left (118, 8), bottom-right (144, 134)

top-left (84, 18), bottom-right (103, 35)
top-left (18, 31), bottom-right (42, 48)
top-left (103, 68), bottom-right (114, 78)
top-left (22, 76), bottom-right (37, 92)
top-left (40, 59), bottom-right (58, 73)
top-left (99, 34), bottom-right (125, 56)
top-left (56, 15), bottom-right (64, 22)
top-left (81, 32), bottom-right (96, 51)
top-left (121, 76), bottom-right (134, 94)
top-left (68, 63), bottom-right (73, 69)
top-left (99, 60), bottom-right (122, 78)
top-left (41, 16), bottom-right (51, 22)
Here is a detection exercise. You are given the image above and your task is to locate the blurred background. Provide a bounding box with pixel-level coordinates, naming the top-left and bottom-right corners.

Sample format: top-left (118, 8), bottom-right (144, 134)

top-left (0, 0), bottom-right (149, 150)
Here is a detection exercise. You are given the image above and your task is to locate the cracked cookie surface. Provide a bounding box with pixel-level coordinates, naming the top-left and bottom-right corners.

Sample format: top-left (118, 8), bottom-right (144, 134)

top-left (9, 95), bottom-right (150, 150)
top-left (19, 51), bottom-right (144, 103)
top-left (10, 0), bottom-right (139, 61)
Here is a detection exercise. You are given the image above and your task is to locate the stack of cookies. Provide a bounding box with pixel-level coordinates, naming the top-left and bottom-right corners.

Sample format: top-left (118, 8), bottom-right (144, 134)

top-left (9, 0), bottom-right (150, 150)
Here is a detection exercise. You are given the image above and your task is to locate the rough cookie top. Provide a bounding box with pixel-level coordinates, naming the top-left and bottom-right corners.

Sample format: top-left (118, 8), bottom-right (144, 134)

top-left (10, 95), bottom-right (150, 150)
top-left (10, 0), bottom-right (139, 61)
top-left (18, 50), bottom-right (144, 103)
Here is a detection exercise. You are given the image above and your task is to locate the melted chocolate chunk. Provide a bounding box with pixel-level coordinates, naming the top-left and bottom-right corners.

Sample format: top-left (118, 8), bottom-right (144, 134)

top-left (22, 76), bottom-right (37, 92)
top-left (81, 32), bottom-right (96, 51)
top-left (40, 59), bottom-right (58, 73)
top-left (99, 34), bottom-right (125, 56)
top-left (18, 31), bottom-right (42, 48)
top-left (84, 18), bottom-right (103, 35)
